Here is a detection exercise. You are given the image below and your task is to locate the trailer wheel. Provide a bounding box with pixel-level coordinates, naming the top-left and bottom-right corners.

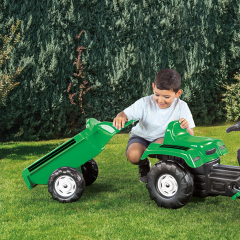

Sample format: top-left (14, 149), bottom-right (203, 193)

top-left (146, 160), bottom-right (194, 209)
top-left (48, 167), bottom-right (85, 203)
top-left (81, 159), bottom-right (98, 186)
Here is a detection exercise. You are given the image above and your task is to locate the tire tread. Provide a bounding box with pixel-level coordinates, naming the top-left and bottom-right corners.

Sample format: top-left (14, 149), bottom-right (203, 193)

top-left (48, 167), bottom-right (85, 203)
top-left (146, 160), bottom-right (194, 209)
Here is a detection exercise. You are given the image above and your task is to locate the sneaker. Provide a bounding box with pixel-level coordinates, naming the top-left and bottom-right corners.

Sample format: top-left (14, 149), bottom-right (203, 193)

top-left (138, 159), bottom-right (151, 183)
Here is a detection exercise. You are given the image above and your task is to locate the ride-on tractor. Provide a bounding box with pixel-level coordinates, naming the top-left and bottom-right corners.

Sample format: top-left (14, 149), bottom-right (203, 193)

top-left (22, 119), bottom-right (240, 209)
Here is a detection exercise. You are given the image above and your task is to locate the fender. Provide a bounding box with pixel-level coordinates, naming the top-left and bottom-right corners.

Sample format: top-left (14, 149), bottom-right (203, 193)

top-left (140, 120), bottom-right (228, 168)
top-left (141, 143), bottom-right (215, 168)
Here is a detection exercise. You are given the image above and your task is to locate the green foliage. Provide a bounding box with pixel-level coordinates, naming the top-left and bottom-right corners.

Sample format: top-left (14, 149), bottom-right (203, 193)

top-left (222, 72), bottom-right (240, 122)
top-left (0, 0), bottom-right (240, 141)
top-left (0, 0), bottom-right (86, 141)
top-left (0, 19), bottom-right (22, 108)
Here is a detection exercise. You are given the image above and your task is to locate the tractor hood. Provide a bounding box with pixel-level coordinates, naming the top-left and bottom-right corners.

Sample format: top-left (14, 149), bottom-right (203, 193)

top-left (163, 121), bottom-right (228, 157)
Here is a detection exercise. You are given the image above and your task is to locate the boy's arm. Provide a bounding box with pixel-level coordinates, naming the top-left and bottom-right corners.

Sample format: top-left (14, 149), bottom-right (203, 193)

top-left (113, 98), bottom-right (144, 130)
top-left (113, 111), bottom-right (128, 130)
top-left (187, 128), bottom-right (194, 136)
top-left (179, 102), bottom-right (195, 136)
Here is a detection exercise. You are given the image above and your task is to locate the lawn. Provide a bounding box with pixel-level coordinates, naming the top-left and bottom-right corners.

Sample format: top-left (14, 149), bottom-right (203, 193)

top-left (1, 121), bottom-right (240, 239)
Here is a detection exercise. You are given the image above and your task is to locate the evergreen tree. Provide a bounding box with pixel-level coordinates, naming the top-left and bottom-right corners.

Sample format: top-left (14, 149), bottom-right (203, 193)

top-left (0, 0), bottom-right (239, 141)
top-left (0, 20), bottom-right (22, 108)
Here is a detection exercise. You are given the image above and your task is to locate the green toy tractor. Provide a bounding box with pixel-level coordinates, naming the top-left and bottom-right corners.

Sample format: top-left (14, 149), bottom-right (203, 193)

top-left (22, 119), bottom-right (240, 209)
top-left (145, 120), bottom-right (240, 209)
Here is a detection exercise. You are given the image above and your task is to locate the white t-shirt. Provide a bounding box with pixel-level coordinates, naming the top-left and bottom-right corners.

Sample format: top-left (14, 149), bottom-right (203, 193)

top-left (124, 94), bottom-right (195, 141)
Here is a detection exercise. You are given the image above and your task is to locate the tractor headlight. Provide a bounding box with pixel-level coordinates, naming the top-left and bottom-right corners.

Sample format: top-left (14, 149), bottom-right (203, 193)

top-left (219, 145), bottom-right (226, 150)
top-left (205, 148), bottom-right (216, 155)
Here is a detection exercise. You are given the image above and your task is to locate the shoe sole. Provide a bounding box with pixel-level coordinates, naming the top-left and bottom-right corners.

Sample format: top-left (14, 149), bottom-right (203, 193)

top-left (139, 175), bottom-right (148, 183)
top-left (139, 161), bottom-right (151, 183)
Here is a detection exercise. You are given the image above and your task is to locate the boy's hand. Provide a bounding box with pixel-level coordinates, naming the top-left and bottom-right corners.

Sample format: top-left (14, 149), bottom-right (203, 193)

top-left (179, 118), bottom-right (189, 129)
top-left (113, 117), bottom-right (127, 130)
top-left (174, 118), bottom-right (193, 136)
top-left (113, 111), bottom-right (128, 130)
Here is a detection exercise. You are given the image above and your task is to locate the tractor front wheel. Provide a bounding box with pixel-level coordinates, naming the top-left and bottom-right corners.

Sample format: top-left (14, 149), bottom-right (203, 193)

top-left (146, 160), bottom-right (194, 209)
top-left (48, 167), bottom-right (85, 203)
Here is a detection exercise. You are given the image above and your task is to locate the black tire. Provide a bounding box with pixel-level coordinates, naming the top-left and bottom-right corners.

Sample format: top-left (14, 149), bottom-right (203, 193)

top-left (48, 167), bottom-right (85, 203)
top-left (146, 160), bottom-right (194, 209)
top-left (81, 158), bottom-right (98, 186)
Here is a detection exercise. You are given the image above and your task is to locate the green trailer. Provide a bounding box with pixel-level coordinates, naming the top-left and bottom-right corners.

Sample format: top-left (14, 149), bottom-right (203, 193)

top-left (22, 119), bottom-right (240, 208)
top-left (22, 118), bottom-right (134, 203)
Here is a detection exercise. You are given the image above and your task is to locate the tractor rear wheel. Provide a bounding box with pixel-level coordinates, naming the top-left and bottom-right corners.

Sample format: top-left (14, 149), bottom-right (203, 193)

top-left (146, 160), bottom-right (194, 209)
top-left (48, 167), bottom-right (85, 203)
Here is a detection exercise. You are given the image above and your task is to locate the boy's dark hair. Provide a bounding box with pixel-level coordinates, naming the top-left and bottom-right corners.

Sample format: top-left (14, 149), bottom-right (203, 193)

top-left (154, 69), bottom-right (181, 93)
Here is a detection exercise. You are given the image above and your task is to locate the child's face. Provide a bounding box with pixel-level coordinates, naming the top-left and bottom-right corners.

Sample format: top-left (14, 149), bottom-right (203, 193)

top-left (152, 83), bottom-right (182, 109)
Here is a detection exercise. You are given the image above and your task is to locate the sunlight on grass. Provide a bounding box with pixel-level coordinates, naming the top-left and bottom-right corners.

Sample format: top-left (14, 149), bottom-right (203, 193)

top-left (1, 122), bottom-right (240, 239)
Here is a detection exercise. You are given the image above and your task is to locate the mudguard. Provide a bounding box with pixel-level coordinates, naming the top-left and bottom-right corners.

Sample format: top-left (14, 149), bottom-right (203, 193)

top-left (141, 121), bottom-right (228, 168)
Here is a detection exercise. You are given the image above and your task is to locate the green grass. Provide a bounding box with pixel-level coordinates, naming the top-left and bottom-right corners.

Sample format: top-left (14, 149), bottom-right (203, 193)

top-left (1, 122), bottom-right (240, 239)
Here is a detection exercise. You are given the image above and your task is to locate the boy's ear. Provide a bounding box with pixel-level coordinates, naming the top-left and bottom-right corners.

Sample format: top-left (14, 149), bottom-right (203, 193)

top-left (152, 83), bottom-right (155, 92)
top-left (176, 89), bottom-right (183, 98)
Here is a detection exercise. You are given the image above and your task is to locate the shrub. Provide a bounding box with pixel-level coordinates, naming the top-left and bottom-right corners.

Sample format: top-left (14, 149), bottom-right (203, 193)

top-left (0, 20), bottom-right (22, 108)
top-left (222, 72), bottom-right (240, 121)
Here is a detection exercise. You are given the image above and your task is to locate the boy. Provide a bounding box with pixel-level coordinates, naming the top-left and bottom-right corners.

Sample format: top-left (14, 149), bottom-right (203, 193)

top-left (113, 69), bottom-right (195, 183)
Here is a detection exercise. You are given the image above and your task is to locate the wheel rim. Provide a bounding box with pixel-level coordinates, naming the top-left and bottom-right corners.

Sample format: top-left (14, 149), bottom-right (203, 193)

top-left (54, 175), bottom-right (76, 197)
top-left (157, 174), bottom-right (178, 197)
